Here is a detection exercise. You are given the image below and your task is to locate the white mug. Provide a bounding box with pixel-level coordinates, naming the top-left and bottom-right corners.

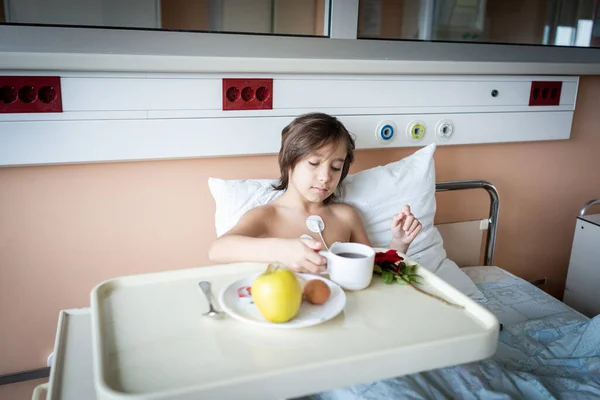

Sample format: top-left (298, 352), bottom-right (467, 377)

top-left (319, 242), bottom-right (375, 290)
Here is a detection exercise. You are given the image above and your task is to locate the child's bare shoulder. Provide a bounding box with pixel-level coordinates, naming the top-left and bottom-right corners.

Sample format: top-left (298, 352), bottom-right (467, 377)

top-left (329, 202), bottom-right (362, 221)
top-left (226, 203), bottom-right (278, 237)
top-left (239, 203), bottom-right (277, 221)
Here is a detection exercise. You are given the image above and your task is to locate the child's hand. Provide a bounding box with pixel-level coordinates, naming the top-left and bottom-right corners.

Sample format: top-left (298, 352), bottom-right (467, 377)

top-left (280, 238), bottom-right (326, 274)
top-left (390, 205), bottom-right (422, 246)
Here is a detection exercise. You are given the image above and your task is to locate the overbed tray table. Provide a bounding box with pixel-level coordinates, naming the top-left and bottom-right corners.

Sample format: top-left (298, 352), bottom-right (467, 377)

top-left (38, 257), bottom-right (499, 400)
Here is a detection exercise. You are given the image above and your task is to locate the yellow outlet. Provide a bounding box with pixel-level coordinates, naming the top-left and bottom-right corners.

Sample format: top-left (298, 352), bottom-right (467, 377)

top-left (407, 121), bottom-right (425, 140)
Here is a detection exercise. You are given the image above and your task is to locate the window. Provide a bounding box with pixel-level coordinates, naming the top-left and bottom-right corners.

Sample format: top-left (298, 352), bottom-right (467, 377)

top-left (357, 0), bottom-right (598, 48)
top-left (1, 0), bottom-right (330, 37)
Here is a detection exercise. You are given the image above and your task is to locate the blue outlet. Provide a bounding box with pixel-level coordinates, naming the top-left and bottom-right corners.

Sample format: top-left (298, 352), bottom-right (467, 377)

top-left (380, 124), bottom-right (394, 140)
top-left (375, 121), bottom-right (397, 144)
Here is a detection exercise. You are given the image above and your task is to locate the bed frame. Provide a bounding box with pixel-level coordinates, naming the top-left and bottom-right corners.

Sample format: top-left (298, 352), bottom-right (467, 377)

top-left (435, 180), bottom-right (499, 267)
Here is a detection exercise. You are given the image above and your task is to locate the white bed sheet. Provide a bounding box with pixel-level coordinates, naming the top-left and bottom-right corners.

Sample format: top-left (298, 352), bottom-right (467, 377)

top-left (463, 266), bottom-right (588, 326)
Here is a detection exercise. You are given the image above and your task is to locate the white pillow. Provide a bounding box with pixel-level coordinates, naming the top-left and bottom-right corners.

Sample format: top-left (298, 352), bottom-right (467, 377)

top-left (339, 145), bottom-right (484, 300)
top-left (208, 178), bottom-right (282, 237)
top-left (207, 144), bottom-right (485, 300)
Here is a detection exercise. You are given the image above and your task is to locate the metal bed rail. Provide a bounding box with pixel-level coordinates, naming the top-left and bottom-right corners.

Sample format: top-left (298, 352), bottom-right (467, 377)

top-left (435, 180), bottom-right (500, 266)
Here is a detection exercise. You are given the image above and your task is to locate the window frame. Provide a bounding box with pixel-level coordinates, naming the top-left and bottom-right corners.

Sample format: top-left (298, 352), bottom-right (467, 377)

top-left (1, 0), bottom-right (600, 75)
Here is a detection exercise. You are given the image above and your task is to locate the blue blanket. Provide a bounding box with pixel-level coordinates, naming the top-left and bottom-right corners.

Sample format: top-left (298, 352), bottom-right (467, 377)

top-left (301, 276), bottom-right (600, 400)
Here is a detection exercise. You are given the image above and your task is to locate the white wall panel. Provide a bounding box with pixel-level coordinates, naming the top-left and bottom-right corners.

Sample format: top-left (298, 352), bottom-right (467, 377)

top-left (274, 80), bottom-right (576, 109)
top-left (0, 74), bottom-right (578, 115)
top-left (0, 73), bottom-right (579, 166)
top-left (0, 111), bottom-right (573, 167)
top-left (143, 105), bottom-right (575, 120)
top-left (561, 81), bottom-right (579, 107)
top-left (61, 78), bottom-right (221, 111)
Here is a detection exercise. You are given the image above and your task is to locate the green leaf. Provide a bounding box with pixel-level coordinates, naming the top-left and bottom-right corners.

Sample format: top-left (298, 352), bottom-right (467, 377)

top-left (382, 270), bottom-right (394, 284)
top-left (377, 260), bottom-right (425, 289)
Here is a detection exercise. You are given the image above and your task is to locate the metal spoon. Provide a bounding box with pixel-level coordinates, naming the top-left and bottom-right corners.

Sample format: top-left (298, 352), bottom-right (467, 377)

top-left (199, 281), bottom-right (222, 318)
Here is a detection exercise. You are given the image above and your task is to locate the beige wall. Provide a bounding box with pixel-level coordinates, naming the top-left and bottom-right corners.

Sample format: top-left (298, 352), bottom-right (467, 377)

top-left (0, 379), bottom-right (47, 400)
top-left (315, 0), bottom-right (326, 36)
top-left (358, 0), bottom-right (405, 39)
top-left (161, 0), bottom-right (323, 36)
top-left (161, 0), bottom-right (209, 31)
top-left (1, 76), bottom-right (600, 398)
top-left (274, 0), bottom-right (317, 36)
top-left (486, 0), bottom-right (548, 45)
top-left (223, 0), bottom-right (272, 34)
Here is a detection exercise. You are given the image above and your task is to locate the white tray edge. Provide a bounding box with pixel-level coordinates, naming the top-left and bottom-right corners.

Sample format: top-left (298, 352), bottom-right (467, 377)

top-left (89, 255), bottom-right (500, 400)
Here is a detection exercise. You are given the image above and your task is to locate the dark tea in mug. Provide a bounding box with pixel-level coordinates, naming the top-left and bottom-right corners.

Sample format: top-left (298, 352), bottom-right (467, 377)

top-left (336, 252), bottom-right (367, 259)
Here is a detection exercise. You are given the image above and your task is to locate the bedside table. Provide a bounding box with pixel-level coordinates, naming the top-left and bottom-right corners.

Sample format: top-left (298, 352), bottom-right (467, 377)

top-left (563, 200), bottom-right (600, 317)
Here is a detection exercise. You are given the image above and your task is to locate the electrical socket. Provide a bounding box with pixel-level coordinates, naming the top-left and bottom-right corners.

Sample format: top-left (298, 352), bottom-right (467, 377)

top-left (529, 81), bottom-right (562, 106)
top-left (0, 76), bottom-right (62, 113)
top-left (222, 78), bottom-right (273, 110)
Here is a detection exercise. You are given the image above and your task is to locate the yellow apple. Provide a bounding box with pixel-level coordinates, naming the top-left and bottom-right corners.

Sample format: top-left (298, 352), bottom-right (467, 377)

top-left (251, 266), bottom-right (302, 323)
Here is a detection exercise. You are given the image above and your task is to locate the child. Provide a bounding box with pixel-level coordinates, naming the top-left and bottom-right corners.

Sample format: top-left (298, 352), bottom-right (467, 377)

top-left (208, 113), bottom-right (422, 273)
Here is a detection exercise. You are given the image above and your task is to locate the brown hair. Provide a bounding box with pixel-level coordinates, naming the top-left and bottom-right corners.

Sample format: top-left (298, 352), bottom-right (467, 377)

top-left (273, 113), bottom-right (355, 203)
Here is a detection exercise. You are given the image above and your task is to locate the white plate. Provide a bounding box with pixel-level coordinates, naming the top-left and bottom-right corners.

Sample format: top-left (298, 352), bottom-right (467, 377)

top-left (218, 273), bottom-right (346, 329)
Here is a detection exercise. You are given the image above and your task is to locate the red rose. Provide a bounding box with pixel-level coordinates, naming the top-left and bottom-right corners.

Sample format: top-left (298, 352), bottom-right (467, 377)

top-left (375, 249), bottom-right (403, 264)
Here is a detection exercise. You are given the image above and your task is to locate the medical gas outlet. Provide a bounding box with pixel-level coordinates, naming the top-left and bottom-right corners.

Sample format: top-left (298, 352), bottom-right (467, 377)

top-left (436, 119), bottom-right (454, 140)
top-left (407, 121), bottom-right (425, 140)
top-left (375, 120), bottom-right (397, 144)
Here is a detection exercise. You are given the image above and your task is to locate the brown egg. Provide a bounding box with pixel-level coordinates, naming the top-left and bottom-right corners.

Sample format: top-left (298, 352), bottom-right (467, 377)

top-left (303, 279), bottom-right (331, 305)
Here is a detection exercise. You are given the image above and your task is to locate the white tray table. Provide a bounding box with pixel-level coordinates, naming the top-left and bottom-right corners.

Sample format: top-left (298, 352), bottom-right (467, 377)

top-left (88, 258), bottom-right (499, 400)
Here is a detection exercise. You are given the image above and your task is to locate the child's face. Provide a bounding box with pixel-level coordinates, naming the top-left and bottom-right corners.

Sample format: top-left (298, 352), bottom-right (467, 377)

top-left (288, 142), bottom-right (347, 204)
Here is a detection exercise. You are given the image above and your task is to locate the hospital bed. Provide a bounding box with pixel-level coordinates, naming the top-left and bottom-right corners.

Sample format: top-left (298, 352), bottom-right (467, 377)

top-left (299, 181), bottom-right (600, 400)
top-left (33, 180), bottom-right (599, 400)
